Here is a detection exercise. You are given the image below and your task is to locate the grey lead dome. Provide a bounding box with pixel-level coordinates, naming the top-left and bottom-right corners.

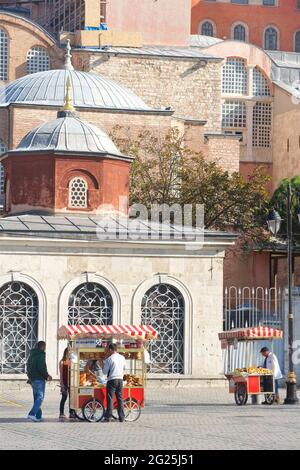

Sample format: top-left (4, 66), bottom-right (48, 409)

top-left (0, 69), bottom-right (151, 111)
top-left (16, 116), bottom-right (123, 156)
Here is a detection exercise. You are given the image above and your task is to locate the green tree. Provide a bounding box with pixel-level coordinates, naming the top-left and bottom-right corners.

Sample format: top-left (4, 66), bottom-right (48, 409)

top-left (111, 126), bottom-right (271, 247)
top-left (271, 176), bottom-right (300, 242)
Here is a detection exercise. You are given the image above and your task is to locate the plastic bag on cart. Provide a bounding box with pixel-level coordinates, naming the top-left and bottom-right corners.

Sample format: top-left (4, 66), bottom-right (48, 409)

top-left (144, 349), bottom-right (151, 364)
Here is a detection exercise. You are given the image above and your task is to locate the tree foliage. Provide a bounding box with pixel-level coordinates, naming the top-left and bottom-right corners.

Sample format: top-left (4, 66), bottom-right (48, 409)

top-left (111, 126), bottom-right (271, 245)
top-left (271, 176), bottom-right (300, 242)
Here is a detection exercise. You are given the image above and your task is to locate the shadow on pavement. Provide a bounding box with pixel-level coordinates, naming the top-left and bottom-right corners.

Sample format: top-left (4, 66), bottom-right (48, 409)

top-left (0, 418), bottom-right (82, 423)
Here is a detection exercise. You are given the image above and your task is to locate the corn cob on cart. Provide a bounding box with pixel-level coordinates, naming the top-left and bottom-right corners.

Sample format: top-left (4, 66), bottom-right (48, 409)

top-left (219, 326), bottom-right (283, 406)
top-left (57, 324), bottom-right (158, 422)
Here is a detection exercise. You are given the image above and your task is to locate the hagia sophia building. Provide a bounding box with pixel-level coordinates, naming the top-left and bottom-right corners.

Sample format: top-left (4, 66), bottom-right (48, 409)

top-left (0, 0), bottom-right (300, 385)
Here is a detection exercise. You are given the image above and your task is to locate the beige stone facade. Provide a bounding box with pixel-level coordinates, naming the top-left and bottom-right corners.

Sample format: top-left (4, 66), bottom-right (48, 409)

top-left (77, 52), bottom-right (223, 132)
top-left (272, 84), bottom-right (300, 189)
top-left (0, 234), bottom-right (235, 383)
top-left (0, 12), bottom-right (63, 83)
top-left (0, 13), bottom-right (240, 176)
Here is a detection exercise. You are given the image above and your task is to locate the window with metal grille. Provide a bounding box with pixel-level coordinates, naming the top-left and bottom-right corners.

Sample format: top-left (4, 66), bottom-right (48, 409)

top-left (201, 21), bottom-right (214, 37)
top-left (222, 101), bottom-right (247, 128)
top-left (0, 282), bottom-right (38, 374)
top-left (69, 177), bottom-right (88, 208)
top-left (264, 27), bottom-right (278, 50)
top-left (141, 284), bottom-right (184, 375)
top-left (27, 47), bottom-right (50, 74)
top-left (0, 140), bottom-right (7, 195)
top-left (68, 282), bottom-right (113, 326)
top-left (253, 67), bottom-right (271, 96)
top-left (233, 24), bottom-right (246, 41)
top-left (222, 58), bottom-right (248, 95)
top-left (252, 103), bottom-right (272, 148)
top-left (0, 29), bottom-right (8, 81)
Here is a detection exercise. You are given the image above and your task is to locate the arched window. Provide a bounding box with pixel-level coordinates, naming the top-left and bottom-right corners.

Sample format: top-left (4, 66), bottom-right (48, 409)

top-left (68, 282), bottom-right (113, 325)
top-left (264, 27), bottom-right (278, 50)
top-left (233, 24), bottom-right (246, 42)
top-left (222, 58), bottom-right (248, 95)
top-left (0, 140), bottom-right (7, 195)
top-left (26, 46), bottom-right (50, 74)
top-left (252, 102), bottom-right (272, 148)
top-left (141, 284), bottom-right (184, 374)
top-left (0, 282), bottom-right (38, 374)
top-left (0, 28), bottom-right (8, 81)
top-left (69, 177), bottom-right (88, 208)
top-left (201, 21), bottom-right (214, 37)
top-left (253, 67), bottom-right (271, 97)
top-left (295, 31), bottom-right (300, 52)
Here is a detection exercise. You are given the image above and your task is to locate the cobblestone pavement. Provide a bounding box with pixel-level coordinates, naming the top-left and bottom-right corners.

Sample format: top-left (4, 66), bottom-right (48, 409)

top-left (0, 386), bottom-right (300, 450)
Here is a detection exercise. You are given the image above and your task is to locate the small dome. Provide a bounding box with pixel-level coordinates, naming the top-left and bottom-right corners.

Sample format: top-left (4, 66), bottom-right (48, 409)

top-left (16, 115), bottom-right (123, 156)
top-left (0, 69), bottom-right (151, 111)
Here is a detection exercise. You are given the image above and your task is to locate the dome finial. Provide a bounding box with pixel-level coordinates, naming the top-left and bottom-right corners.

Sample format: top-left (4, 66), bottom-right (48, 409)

top-left (63, 39), bottom-right (74, 71)
top-left (57, 76), bottom-right (78, 118)
top-left (62, 76), bottom-right (75, 112)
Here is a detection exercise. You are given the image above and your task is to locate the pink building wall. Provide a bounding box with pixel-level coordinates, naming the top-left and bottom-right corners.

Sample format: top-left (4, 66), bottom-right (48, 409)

top-left (106, 0), bottom-right (191, 47)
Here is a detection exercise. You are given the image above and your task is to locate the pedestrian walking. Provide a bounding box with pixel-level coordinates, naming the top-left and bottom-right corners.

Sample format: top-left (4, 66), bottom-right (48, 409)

top-left (26, 341), bottom-right (52, 422)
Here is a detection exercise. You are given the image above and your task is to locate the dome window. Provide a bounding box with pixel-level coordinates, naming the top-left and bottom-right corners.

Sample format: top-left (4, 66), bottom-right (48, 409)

top-left (0, 28), bottom-right (8, 81)
top-left (69, 177), bottom-right (88, 209)
top-left (26, 46), bottom-right (50, 75)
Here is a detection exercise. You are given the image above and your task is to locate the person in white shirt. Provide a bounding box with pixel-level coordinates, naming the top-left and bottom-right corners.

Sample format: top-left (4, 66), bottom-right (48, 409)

top-left (100, 343), bottom-right (126, 422)
top-left (260, 346), bottom-right (283, 404)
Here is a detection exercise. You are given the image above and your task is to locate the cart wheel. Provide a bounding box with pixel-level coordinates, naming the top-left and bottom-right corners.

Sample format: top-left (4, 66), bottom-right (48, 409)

top-left (234, 385), bottom-right (248, 406)
top-left (111, 398), bottom-right (141, 421)
top-left (265, 394), bottom-right (275, 405)
top-left (124, 398), bottom-right (141, 422)
top-left (83, 399), bottom-right (104, 422)
top-left (74, 409), bottom-right (85, 421)
top-left (112, 405), bottom-right (120, 421)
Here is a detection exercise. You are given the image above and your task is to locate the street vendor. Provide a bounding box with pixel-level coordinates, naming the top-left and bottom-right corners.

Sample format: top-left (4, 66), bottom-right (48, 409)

top-left (260, 347), bottom-right (283, 404)
top-left (84, 359), bottom-right (103, 382)
top-left (100, 343), bottom-right (126, 423)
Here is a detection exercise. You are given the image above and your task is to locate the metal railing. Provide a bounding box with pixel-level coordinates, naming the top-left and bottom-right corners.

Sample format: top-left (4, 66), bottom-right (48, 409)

top-left (224, 286), bottom-right (284, 331)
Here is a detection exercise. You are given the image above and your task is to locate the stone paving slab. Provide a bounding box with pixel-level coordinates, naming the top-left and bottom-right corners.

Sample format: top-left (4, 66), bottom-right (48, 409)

top-left (0, 387), bottom-right (300, 450)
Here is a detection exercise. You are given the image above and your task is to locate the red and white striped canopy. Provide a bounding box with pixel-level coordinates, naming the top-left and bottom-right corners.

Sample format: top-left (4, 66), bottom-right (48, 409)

top-left (219, 326), bottom-right (283, 341)
top-left (58, 324), bottom-right (158, 341)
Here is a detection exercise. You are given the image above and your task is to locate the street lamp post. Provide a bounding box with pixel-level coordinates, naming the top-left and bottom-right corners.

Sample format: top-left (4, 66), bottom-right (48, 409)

top-left (267, 182), bottom-right (299, 404)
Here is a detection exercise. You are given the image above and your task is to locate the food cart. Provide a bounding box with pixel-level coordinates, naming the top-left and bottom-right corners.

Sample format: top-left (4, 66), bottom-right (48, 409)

top-left (57, 324), bottom-right (158, 422)
top-left (218, 326), bottom-right (283, 406)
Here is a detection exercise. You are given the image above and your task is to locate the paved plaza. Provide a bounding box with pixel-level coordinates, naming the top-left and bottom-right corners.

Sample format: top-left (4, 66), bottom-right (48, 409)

top-left (0, 385), bottom-right (300, 450)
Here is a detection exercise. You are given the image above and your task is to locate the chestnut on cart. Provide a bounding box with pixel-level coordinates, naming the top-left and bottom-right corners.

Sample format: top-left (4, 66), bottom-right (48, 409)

top-left (219, 326), bottom-right (283, 406)
top-left (57, 324), bottom-right (158, 422)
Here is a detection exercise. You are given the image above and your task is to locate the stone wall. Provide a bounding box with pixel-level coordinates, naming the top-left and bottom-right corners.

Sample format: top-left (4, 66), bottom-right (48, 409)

top-left (205, 135), bottom-right (240, 174)
top-left (73, 52), bottom-right (223, 133)
top-left (273, 84), bottom-right (300, 189)
top-left (0, 241), bottom-right (227, 382)
top-left (0, 109), bottom-right (9, 146)
top-left (8, 106), bottom-right (174, 149)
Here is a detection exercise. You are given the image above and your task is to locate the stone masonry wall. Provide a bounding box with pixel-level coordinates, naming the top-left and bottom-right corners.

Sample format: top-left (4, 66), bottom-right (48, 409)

top-left (73, 52), bottom-right (223, 133)
top-left (206, 136), bottom-right (240, 174)
top-left (0, 244), bottom-right (226, 380)
top-left (8, 106), bottom-right (173, 149)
